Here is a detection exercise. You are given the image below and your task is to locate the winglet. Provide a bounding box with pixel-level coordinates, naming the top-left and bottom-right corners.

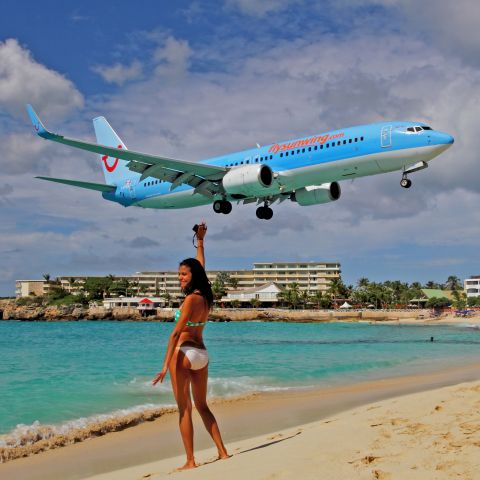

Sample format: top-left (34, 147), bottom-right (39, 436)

top-left (26, 104), bottom-right (54, 139)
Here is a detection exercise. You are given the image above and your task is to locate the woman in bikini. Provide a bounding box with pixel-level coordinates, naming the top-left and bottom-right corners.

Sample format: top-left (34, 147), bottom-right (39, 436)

top-left (152, 223), bottom-right (229, 470)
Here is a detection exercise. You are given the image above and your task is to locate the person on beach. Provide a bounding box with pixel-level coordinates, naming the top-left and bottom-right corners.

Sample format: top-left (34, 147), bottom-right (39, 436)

top-left (152, 222), bottom-right (229, 470)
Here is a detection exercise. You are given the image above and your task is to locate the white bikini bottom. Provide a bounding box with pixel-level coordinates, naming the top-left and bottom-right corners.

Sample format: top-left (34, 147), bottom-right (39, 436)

top-left (179, 346), bottom-right (209, 370)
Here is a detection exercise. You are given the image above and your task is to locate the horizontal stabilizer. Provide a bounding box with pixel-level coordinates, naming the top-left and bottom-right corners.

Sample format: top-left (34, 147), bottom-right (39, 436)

top-left (36, 176), bottom-right (117, 192)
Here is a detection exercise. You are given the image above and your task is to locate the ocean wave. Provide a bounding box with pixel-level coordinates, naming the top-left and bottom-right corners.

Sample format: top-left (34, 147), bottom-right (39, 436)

top-left (0, 403), bottom-right (176, 463)
top-left (0, 374), bottom-right (314, 463)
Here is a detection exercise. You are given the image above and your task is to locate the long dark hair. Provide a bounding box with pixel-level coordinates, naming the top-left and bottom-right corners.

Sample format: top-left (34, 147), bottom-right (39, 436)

top-left (179, 258), bottom-right (214, 309)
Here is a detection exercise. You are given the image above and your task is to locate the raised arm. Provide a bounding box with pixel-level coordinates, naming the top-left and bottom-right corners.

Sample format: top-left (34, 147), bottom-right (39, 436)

top-left (196, 222), bottom-right (207, 269)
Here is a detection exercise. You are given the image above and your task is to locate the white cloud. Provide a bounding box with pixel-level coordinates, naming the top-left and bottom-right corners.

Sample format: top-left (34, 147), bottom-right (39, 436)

top-left (2, 5), bottom-right (480, 294)
top-left (0, 38), bottom-right (83, 119)
top-left (153, 36), bottom-right (193, 78)
top-left (224, 0), bottom-right (300, 16)
top-left (92, 60), bottom-right (143, 86)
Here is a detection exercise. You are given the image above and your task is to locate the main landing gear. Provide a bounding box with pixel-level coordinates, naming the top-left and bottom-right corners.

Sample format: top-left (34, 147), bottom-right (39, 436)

top-left (400, 175), bottom-right (412, 189)
top-left (213, 199), bottom-right (232, 214)
top-left (256, 204), bottom-right (273, 220)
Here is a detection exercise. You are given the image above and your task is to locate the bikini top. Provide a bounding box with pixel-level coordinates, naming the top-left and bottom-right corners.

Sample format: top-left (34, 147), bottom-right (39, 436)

top-left (174, 292), bottom-right (208, 327)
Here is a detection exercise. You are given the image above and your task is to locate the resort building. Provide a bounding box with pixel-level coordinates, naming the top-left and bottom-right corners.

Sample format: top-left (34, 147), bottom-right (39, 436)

top-left (15, 261), bottom-right (341, 299)
top-left (223, 282), bottom-right (284, 306)
top-left (464, 276), bottom-right (480, 298)
top-left (15, 280), bottom-right (52, 298)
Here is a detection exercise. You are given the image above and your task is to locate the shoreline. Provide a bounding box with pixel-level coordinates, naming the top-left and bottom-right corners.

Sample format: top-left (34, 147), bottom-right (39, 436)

top-left (1, 299), bottom-right (479, 325)
top-left (1, 361), bottom-right (479, 480)
top-left (85, 378), bottom-right (480, 480)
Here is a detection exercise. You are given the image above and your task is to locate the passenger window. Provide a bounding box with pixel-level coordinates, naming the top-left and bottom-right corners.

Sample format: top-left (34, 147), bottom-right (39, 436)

top-left (354, 138), bottom-right (358, 142)
top-left (280, 153), bottom-right (283, 157)
top-left (337, 141), bottom-right (341, 146)
top-left (349, 139), bottom-right (352, 143)
top-left (314, 145), bottom-right (318, 150)
top-left (332, 143), bottom-right (335, 148)
top-left (286, 152), bottom-right (289, 156)
top-left (297, 149), bottom-right (300, 154)
top-left (291, 150), bottom-right (294, 155)
top-left (326, 143), bottom-right (329, 148)
top-left (270, 155), bottom-right (273, 160)
top-left (241, 161), bottom-right (244, 164)
top-left (343, 140), bottom-right (346, 145)
top-left (320, 144), bottom-right (323, 149)
top-left (308, 147), bottom-right (312, 152)
top-left (302, 148), bottom-right (305, 153)
top-left (361, 136), bottom-right (364, 141)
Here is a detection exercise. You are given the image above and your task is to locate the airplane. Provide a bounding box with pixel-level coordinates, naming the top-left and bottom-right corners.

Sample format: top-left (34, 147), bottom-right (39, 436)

top-left (26, 105), bottom-right (454, 220)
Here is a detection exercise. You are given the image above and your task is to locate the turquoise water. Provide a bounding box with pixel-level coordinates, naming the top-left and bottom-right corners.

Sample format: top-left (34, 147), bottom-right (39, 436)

top-left (0, 321), bottom-right (479, 443)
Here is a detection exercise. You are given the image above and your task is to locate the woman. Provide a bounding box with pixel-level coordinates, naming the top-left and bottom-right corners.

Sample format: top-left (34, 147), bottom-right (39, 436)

top-left (152, 223), bottom-right (229, 470)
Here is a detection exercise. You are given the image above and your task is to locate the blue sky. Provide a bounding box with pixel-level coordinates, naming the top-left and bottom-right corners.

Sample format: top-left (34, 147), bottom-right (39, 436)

top-left (1, 0), bottom-right (479, 296)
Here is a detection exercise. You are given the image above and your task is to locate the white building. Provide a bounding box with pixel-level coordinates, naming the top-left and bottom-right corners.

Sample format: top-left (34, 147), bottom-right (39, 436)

top-left (16, 261), bottom-right (341, 299)
top-left (15, 280), bottom-right (51, 298)
top-left (464, 276), bottom-right (480, 298)
top-left (223, 282), bottom-right (283, 305)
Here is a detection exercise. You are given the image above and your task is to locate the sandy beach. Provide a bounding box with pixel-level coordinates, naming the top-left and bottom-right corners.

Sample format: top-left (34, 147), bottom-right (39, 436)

top-left (1, 362), bottom-right (479, 480)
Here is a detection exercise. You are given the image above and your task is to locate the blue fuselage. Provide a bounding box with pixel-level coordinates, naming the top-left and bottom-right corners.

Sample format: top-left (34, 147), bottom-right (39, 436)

top-left (104, 121), bottom-right (453, 209)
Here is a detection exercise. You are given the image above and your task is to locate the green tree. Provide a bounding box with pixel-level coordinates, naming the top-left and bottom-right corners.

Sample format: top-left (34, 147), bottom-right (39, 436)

top-left (451, 289), bottom-right (466, 309)
top-left (310, 290), bottom-right (324, 309)
top-left (42, 273), bottom-right (51, 283)
top-left (162, 291), bottom-right (172, 307)
top-left (426, 297), bottom-right (451, 309)
top-left (445, 275), bottom-right (462, 291)
top-left (250, 297), bottom-right (260, 308)
top-left (83, 277), bottom-right (113, 300)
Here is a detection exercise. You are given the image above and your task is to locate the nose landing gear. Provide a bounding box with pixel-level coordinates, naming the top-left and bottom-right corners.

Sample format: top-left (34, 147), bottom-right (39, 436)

top-left (213, 200), bottom-right (232, 214)
top-left (400, 176), bottom-right (412, 189)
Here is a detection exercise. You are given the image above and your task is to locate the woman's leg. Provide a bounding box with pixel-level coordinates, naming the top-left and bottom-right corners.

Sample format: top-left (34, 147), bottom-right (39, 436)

top-left (190, 365), bottom-right (229, 459)
top-left (169, 350), bottom-right (196, 469)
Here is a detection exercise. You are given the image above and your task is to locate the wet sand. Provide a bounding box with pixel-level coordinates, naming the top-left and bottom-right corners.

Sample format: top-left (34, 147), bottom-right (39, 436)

top-left (1, 362), bottom-right (479, 480)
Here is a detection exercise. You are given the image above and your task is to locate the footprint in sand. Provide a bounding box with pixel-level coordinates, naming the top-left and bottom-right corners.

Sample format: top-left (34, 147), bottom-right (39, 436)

top-left (372, 469), bottom-right (391, 479)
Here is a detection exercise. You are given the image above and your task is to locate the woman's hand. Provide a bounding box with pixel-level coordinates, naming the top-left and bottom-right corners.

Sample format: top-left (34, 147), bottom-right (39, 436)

top-left (152, 367), bottom-right (168, 386)
top-left (196, 222), bottom-right (207, 241)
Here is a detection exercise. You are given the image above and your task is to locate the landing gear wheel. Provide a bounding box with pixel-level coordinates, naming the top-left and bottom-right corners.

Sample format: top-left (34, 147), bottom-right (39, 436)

top-left (213, 200), bottom-right (233, 214)
top-left (256, 206), bottom-right (273, 220)
top-left (213, 200), bottom-right (223, 213)
top-left (263, 207), bottom-right (273, 220)
top-left (221, 201), bottom-right (232, 214)
top-left (256, 206), bottom-right (266, 219)
top-left (400, 178), bottom-right (412, 189)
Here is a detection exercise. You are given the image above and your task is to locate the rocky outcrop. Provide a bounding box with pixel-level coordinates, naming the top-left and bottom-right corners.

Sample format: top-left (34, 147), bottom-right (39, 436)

top-left (1, 299), bottom-right (431, 322)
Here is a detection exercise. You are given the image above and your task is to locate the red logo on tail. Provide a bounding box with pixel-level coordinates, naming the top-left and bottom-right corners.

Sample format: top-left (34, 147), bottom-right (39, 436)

top-left (102, 145), bottom-right (122, 172)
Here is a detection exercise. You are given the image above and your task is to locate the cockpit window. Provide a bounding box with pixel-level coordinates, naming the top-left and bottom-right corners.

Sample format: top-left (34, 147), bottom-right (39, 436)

top-left (406, 125), bottom-right (432, 133)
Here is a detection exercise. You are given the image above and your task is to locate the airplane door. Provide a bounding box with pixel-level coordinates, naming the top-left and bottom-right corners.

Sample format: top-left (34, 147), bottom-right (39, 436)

top-left (124, 179), bottom-right (136, 200)
top-left (381, 125), bottom-right (392, 148)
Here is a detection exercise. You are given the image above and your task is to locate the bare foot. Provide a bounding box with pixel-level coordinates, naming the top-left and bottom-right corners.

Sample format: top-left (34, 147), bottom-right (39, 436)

top-left (218, 452), bottom-right (232, 460)
top-left (176, 461), bottom-right (197, 471)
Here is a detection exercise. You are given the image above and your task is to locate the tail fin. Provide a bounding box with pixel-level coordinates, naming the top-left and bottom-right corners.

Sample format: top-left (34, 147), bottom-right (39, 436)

top-left (93, 117), bottom-right (133, 184)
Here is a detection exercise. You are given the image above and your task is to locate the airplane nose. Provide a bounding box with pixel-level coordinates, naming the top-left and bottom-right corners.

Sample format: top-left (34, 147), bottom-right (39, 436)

top-left (443, 133), bottom-right (454, 145)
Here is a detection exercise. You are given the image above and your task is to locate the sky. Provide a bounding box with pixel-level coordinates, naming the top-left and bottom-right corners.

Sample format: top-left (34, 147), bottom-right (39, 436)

top-left (1, 0), bottom-right (479, 296)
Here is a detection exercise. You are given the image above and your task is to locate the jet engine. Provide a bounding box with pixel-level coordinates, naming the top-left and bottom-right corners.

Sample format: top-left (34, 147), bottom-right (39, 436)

top-left (292, 182), bottom-right (341, 206)
top-left (222, 164), bottom-right (273, 197)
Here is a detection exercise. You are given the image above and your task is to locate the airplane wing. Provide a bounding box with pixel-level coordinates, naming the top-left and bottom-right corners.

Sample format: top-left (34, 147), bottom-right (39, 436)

top-left (35, 176), bottom-right (117, 192)
top-left (26, 105), bottom-right (227, 195)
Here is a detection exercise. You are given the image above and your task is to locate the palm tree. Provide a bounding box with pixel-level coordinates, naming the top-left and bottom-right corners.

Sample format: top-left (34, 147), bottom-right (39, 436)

top-left (43, 273), bottom-right (51, 283)
top-left (311, 290), bottom-right (324, 309)
top-left (327, 278), bottom-right (345, 307)
top-left (445, 275), bottom-right (461, 291)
